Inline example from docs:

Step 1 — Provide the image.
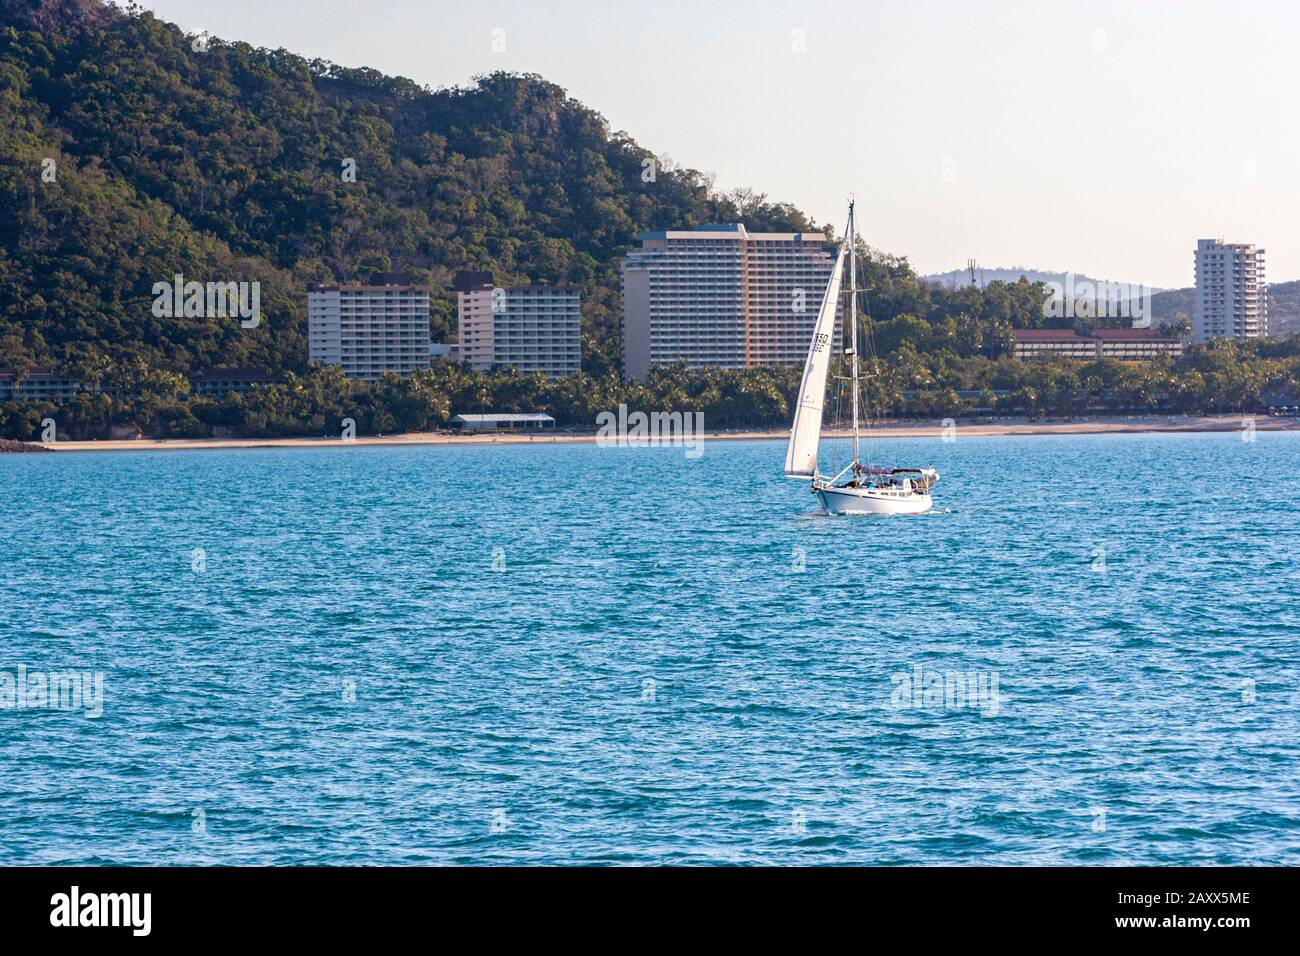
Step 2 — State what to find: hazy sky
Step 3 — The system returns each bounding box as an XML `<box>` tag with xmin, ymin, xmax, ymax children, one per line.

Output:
<box><xmin>137</xmin><ymin>0</ymin><xmax>1300</xmax><ymax>288</ymax></box>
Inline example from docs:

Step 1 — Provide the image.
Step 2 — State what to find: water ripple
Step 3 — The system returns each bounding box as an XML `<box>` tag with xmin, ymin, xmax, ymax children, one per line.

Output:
<box><xmin>0</xmin><ymin>433</ymin><xmax>1297</xmax><ymax>864</ymax></box>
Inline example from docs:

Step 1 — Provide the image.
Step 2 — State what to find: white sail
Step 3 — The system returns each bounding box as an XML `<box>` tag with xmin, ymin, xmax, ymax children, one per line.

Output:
<box><xmin>783</xmin><ymin>244</ymin><xmax>846</xmax><ymax>478</ymax></box>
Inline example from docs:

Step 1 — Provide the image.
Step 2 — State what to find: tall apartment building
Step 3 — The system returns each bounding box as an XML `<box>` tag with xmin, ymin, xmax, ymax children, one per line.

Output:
<box><xmin>307</xmin><ymin>277</ymin><xmax>431</xmax><ymax>380</ymax></box>
<box><xmin>621</xmin><ymin>224</ymin><xmax>840</xmax><ymax>379</ymax></box>
<box><xmin>454</xmin><ymin>272</ymin><xmax>581</xmax><ymax>379</ymax></box>
<box><xmin>1194</xmin><ymin>239</ymin><xmax>1267</xmax><ymax>342</ymax></box>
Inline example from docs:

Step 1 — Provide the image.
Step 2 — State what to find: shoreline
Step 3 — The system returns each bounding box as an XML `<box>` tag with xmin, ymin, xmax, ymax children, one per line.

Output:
<box><xmin>24</xmin><ymin>415</ymin><xmax>1298</xmax><ymax>453</ymax></box>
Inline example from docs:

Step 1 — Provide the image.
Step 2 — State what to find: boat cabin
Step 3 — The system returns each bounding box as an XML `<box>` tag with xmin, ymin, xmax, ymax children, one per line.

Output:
<box><xmin>871</xmin><ymin>476</ymin><xmax>915</xmax><ymax>494</ymax></box>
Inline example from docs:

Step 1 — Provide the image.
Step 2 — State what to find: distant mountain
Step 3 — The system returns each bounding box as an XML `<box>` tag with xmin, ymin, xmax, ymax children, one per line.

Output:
<box><xmin>927</xmin><ymin>266</ymin><xmax>1299</xmax><ymax>338</ymax></box>
<box><xmin>923</xmin><ymin>267</ymin><xmax>1166</xmax><ymax>294</ymax></box>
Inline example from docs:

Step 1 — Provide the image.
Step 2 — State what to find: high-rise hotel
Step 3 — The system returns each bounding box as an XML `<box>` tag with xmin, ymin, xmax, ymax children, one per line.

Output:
<box><xmin>621</xmin><ymin>224</ymin><xmax>840</xmax><ymax>379</ymax></box>
<box><xmin>455</xmin><ymin>272</ymin><xmax>581</xmax><ymax>379</ymax></box>
<box><xmin>308</xmin><ymin>277</ymin><xmax>431</xmax><ymax>379</ymax></box>
<box><xmin>1193</xmin><ymin>239</ymin><xmax>1267</xmax><ymax>342</ymax></box>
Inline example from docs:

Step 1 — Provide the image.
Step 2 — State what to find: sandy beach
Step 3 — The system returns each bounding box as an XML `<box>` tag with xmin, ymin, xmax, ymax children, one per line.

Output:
<box><xmin>25</xmin><ymin>415</ymin><xmax>1296</xmax><ymax>453</ymax></box>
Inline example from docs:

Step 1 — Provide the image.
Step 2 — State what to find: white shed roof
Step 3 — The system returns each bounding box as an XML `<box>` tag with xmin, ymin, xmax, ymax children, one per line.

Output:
<box><xmin>451</xmin><ymin>413</ymin><xmax>555</xmax><ymax>424</ymax></box>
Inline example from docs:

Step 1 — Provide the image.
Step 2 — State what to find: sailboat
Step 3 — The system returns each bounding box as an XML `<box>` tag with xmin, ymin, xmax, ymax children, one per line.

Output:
<box><xmin>784</xmin><ymin>199</ymin><xmax>939</xmax><ymax>515</ymax></box>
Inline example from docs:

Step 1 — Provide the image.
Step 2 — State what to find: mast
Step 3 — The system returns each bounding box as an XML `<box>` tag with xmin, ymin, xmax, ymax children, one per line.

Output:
<box><xmin>848</xmin><ymin>198</ymin><xmax>861</xmax><ymax>470</ymax></box>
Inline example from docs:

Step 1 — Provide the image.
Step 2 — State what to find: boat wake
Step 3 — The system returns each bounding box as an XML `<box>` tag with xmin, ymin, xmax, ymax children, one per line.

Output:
<box><xmin>795</xmin><ymin>509</ymin><xmax>833</xmax><ymax>519</ymax></box>
<box><xmin>796</xmin><ymin>507</ymin><xmax>953</xmax><ymax>519</ymax></box>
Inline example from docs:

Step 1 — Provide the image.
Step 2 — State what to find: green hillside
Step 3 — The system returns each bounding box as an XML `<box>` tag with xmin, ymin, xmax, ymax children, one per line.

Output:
<box><xmin>1266</xmin><ymin>281</ymin><xmax>1300</xmax><ymax>338</ymax></box>
<box><xmin>1</xmin><ymin>0</ymin><xmax>1298</xmax><ymax>442</ymax></box>
<box><xmin>0</xmin><ymin>0</ymin><xmax>817</xmax><ymax>381</ymax></box>
<box><xmin>1149</xmin><ymin>280</ymin><xmax>1300</xmax><ymax>337</ymax></box>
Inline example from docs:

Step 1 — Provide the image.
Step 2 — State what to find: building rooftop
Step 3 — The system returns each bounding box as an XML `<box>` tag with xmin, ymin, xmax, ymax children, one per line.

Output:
<box><xmin>1091</xmin><ymin>328</ymin><xmax>1178</xmax><ymax>342</ymax></box>
<box><xmin>0</xmin><ymin>366</ymin><xmax>72</xmax><ymax>381</ymax></box>
<box><xmin>308</xmin><ymin>281</ymin><xmax>430</xmax><ymax>292</ymax></box>
<box><xmin>1012</xmin><ymin>327</ymin><xmax>1178</xmax><ymax>343</ymax></box>
<box><xmin>451</xmin><ymin>413</ymin><xmax>556</xmax><ymax>425</ymax></box>
<box><xmin>1011</xmin><ymin>329</ymin><xmax>1094</xmax><ymax>342</ymax></box>
<box><xmin>1197</xmin><ymin>238</ymin><xmax>1264</xmax><ymax>252</ymax></box>
<box><xmin>453</xmin><ymin>270</ymin><xmax>494</xmax><ymax>292</ymax></box>
<box><xmin>635</xmin><ymin>223</ymin><xmax>833</xmax><ymax>243</ymax></box>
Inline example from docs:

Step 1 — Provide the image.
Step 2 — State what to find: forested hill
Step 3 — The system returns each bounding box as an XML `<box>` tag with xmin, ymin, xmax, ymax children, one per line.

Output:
<box><xmin>1148</xmin><ymin>281</ymin><xmax>1300</xmax><ymax>339</ymax></box>
<box><xmin>0</xmin><ymin>0</ymin><xmax>817</xmax><ymax>381</ymax></box>
<box><xmin>3</xmin><ymin>0</ymin><xmax>1298</xmax><ymax>443</ymax></box>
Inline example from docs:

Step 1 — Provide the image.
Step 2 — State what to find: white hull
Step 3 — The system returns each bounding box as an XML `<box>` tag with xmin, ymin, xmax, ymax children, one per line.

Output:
<box><xmin>815</xmin><ymin>485</ymin><xmax>933</xmax><ymax>515</ymax></box>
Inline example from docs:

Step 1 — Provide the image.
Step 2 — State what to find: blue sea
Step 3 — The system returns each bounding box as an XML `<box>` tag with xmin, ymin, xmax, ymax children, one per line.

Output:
<box><xmin>1</xmin><ymin>431</ymin><xmax>1297</xmax><ymax>865</ymax></box>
